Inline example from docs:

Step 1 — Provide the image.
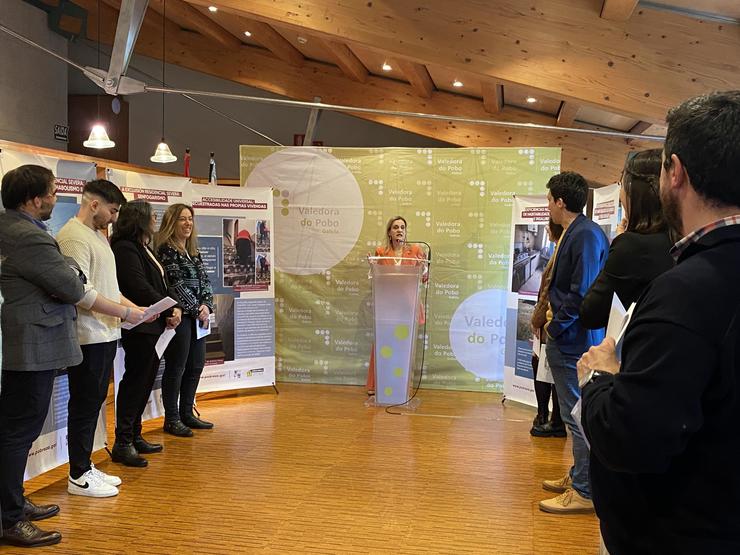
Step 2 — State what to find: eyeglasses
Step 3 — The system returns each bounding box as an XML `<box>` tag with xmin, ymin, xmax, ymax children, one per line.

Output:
<box><xmin>45</xmin><ymin>188</ymin><xmax>58</xmax><ymax>198</ymax></box>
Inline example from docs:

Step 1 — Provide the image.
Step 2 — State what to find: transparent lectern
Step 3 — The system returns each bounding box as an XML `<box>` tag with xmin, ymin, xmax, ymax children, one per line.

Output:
<box><xmin>367</xmin><ymin>256</ymin><xmax>426</xmax><ymax>407</ymax></box>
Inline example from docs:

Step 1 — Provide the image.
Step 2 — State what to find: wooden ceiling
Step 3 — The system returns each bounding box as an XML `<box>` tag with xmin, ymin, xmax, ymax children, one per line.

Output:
<box><xmin>65</xmin><ymin>0</ymin><xmax>740</xmax><ymax>184</ymax></box>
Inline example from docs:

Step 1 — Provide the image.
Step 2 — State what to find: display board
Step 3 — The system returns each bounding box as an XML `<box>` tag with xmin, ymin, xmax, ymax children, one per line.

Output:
<box><xmin>592</xmin><ymin>184</ymin><xmax>621</xmax><ymax>242</ymax></box>
<box><xmin>240</xmin><ymin>146</ymin><xmax>561</xmax><ymax>392</ymax></box>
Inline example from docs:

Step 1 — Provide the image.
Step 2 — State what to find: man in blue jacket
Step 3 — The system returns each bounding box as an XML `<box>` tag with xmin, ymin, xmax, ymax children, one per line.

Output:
<box><xmin>539</xmin><ymin>171</ymin><xmax>608</xmax><ymax>514</ymax></box>
<box><xmin>578</xmin><ymin>91</ymin><xmax>740</xmax><ymax>554</ymax></box>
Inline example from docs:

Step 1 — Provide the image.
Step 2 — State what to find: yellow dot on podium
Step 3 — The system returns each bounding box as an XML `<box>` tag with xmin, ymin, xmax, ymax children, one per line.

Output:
<box><xmin>281</xmin><ymin>208</ymin><xmax>289</xmax><ymax>216</ymax></box>
<box><xmin>394</xmin><ymin>367</ymin><xmax>403</xmax><ymax>377</ymax></box>
<box><xmin>394</xmin><ymin>324</ymin><xmax>409</xmax><ymax>340</ymax></box>
<box><xmin>380</xmin><ymin>346</ymin><xmax>393</xmax><ymax>358</ymax></box>
<box><xmin>384</xmin><ymin>387</ymin><xmax>393</xmax><ymax>397</ymax></box>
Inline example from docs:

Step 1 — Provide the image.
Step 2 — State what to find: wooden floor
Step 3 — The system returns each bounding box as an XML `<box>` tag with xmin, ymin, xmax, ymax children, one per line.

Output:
<box><xmin>19</xmin><ymin>384</ymin><xmax>600</xmax><ymax>554</ymax></box>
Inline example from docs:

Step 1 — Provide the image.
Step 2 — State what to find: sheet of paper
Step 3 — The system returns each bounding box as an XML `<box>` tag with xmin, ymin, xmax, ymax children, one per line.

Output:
<box><xmin>155</xmin><ymin>328</ymin><xmax>177</xmax><ymax>358</ymax></box>
<box><xmin>605</xmin><ymin>293</ymin><xmax>627</xmax><ymax>340</ymax></box>
<box><xmin>121</xmin><ymin>296</ymin><xmax>177</xmax><ymax>330</ymax></box>
<box><xmin>572</xmin><ymin>399</ymin><xmax>590</xmax><ymax>450</ymax></box>
<box><xmin>532</xmin><ymin>333</ymin><xmax>541</xmax><ymax>360</ymax></box>
<box><xmin>196</xmin><ymin>313</ymin><xmax>214</xmax><ymax>340</ymax></box>
<box><xmin>536</xmin><ymin>343</ymin><xmax>554</xmax><ymax>384</ymax></box>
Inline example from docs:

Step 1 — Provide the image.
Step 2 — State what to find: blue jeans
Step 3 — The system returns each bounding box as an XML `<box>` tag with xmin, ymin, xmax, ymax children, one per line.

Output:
<box><xmin>546</xmin><ymin>341</ymin><xmax>591</xmax><ymax>499</ymax></box>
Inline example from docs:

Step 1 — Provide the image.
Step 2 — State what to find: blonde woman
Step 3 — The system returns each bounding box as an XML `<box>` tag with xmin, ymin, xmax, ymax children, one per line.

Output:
<box><xmin>155</xmin><ymin>204</ymin><xmax>214</xmax><ymax>437</ymax></box>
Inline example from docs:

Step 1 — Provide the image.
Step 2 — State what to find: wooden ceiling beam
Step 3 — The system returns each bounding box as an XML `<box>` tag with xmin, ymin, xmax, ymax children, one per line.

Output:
<box><xmin>395</xmin><ymin>59</ymin><xmax>434</xmax><ymax>98</ymax></box>
<box><xmin>481</xmin><ymin>82</ymin><xmax>504</xmax><ymax>114</ymax></box>
<box><xmin>77</xmin><ymin>0</ymin><xmax>653</xmax><ymax>185</ymax></box>
<box><xmin>146</xmin><ymin>0</ymin><xmax>242</xmax><ymax>50</ymax></box>
<box><xmin>182</xmin><ymin>0</ymin><xmax>739</xmax><ymax>123</ymax></box>
<box><xmin>245</xmin><ymin>20</ymin><xmax>305</xmax><ymax>67</ymax></box>
<box><xmin>628</xmin><ymin>120</ymin><xmax>653</xmax><ymax>135</ymax></box>
<box><xmin>556</xmin><ymin>102</ymin><xmax>581</xmax><ymax>127</ymax></box>
<box><xmin>316</xmin><ymin>39</ymin><xmax>368</xmax><ymax>83</ymax></box>
<box><xmin>600</xmin><ymin>0</ymin><xmax>640</xmax><ymax>21</ymax></box>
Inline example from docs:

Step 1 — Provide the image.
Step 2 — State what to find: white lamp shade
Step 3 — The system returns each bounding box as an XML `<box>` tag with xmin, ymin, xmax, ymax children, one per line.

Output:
<box><xmin>150</xmin><ymin>141</ymin><xmax>177</xmax><ymax>163</ymax></box>
<box><xmin>83</xmin><ymin>124</ymin><xmax>115</xmax><ymax>149</ymax></box>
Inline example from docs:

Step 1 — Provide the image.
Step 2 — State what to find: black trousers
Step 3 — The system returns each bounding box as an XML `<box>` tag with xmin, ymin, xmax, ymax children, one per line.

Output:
<box><xmin>115</xmin><ymin>333</ymin><xmax>161</xmax><ymax>444</ymax></box>
<box><xmin>162</xmin><ymin>315</ymin><xmax>206</xmax><ymax>422</ymax></box>
<box><xmin>0</xmin><ymin>369</ymin><xmax>56</xmax><ymax>528</ymax></box>
<box><xmin>67</xmin><ymin>341</ymin><xmax>117</xmax><ymax>479</ymax></box>
<box><xmin>531</xmin><ymin>353</ymin><xmax>562</xmax><ymax>425</ymax></box>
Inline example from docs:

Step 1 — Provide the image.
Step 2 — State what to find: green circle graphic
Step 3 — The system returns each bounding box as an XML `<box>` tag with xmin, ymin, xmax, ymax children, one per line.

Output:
<box><xmin>384</xmin><ymin>387</ymin><xmax>393</xmax><ymax>397</ymax></box>
<box><xmin>380</xmin><ymin>346</ymin><xmax>393</xmax><ymax>358</ymax></box>
<box><xmin>394</xmin><ymin>324</ymin><xmax>409</xmax><ymax>341</ymax></box>
<box><xmin>394</xmin><ymin>367</ymin><xmax>403</xmax><ymax>378</ymax></box>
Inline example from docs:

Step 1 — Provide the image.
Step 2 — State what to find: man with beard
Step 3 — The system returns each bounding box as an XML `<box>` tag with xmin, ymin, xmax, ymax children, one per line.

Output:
<box><xmin>57</xmin><ymin>180</ymin><xmax>147</xmax><ymax>498</ymax></box>
<box><xmin>0</xmin><ymin>165</ymin><xmax>84</xmax><ymax>546</ymax></box>
<box><xmin>578</xmin><ymin>91</ymin><xmax>740</xmax><ymax>554</ymax></box>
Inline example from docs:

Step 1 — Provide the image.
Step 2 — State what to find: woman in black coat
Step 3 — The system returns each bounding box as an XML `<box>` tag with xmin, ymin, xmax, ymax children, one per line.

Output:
<box><xmin>580</xmin><ymin>149</ymin><xmax>675</xmax><ymax>329</ymax></box>
<box><xmin>110</xmin><ymin>200</ymin><xmax>182</xmax><ymax>467</ymax></box>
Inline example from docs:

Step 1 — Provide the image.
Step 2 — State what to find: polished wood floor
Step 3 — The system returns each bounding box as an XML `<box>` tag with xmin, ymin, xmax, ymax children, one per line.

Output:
<box><xmin>19</xmin><ymin>384</ymin><xmax>600</xmax><ymax>554</ymax></box>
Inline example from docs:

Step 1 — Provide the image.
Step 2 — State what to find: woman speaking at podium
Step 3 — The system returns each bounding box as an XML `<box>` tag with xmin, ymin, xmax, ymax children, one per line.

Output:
<box><xmin>366</xmin><ymin>216</ymin><xmax>427</xmax><ymax>396</ymax></box>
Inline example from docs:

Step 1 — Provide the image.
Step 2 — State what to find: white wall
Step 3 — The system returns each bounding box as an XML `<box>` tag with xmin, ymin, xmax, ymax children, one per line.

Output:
<box><xmin>68</xmin><ymin>40</ymin><xmax>451</xmax><ymax>178</ymax></box>
<box><xmin>0</xmin><ymin>0</ymin><xmax>68</xmax><ymax>149</ymax></box>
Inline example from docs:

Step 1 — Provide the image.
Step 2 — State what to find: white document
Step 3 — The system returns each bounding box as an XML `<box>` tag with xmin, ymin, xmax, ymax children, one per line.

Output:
<box><xmin>572</xmin><ymin>399</ymin><xmax>590</xmax><ymax>450</ymax></box>
<box><xmin>605</xmin><ymin>293</ymin><xmax>627</xmax><ymax>340</ymax></box>
<box><xmin>155</xmin><ymin>328</ymin><xmax>177</xmax><ymax>358</ymax></box>
<box><xmin>195</xmin><ymin>313</ymin><xmax>214</xmax><ymax>340</ymax></box>
<box><xmin>532</xmin><ymin>333</ymin><xmax>541</xmax><ymax>359</ymax></box>
<box><xmin>536</xmin><ymin>343</ymin><xmax>554</xmax><ymax>384</ymax></box>
<box><xmin>121</xmin><ymin>296</ymin><xmax>177</xmax><ymax>330</ymax></box>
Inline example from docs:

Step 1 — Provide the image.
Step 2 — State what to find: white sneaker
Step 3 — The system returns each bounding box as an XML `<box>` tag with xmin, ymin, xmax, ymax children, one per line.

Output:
<box><xmin>91</xmin><ymin>463</ymin><xmax>122</xmax><ymax>487</ymax></box>
<box><xmin>68</xmin><ymin>469</ymin><xmax>119</xmax><ymax>497</ymax></box>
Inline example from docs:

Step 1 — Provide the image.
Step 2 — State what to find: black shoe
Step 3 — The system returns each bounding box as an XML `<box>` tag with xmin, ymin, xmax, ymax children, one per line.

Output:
<box><xmin>133</xmin><ymin>436</ymin><xmax>163</xmax><ymax>454</ymax></box>
<box><xmin>22</xmin><ymin>497</ymin><xmax>60</xmax><ymax>522</ymax></box>
<box><xmin>111</xmin><ymin>442</ymin><xmax>148</xmax><ymax>467</ymax></box>
<box><xmin>530</xmin><ymin>421</ymin><xmax>568</xmax><ymax>438</ymax></box>
<box><xmin>1</xmin><ymin>520</ymin><xmax>61</xmax><ymax>547</ymax></box>
<box><xmin>181</xmin><ymin>413</ymin><xmax>214</xmax><ymax>430</ymax></box>
<box><xmin>163</xmin><ymin>420</ymin><xmax>194</xmax><ymax>437</ymax></box>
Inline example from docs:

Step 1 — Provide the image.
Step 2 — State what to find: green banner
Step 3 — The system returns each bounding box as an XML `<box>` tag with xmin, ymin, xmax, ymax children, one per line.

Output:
<box><xmin>241</xmin><ymin>146</ymin><xmax>560</xmax><ymax>391</ymax></box>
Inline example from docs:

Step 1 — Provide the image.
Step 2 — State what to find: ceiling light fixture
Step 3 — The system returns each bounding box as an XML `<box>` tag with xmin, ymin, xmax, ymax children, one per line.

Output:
<box><xmin>526</xmin><ymin>96</ymin><xmax>537</xmax><ymax>103</ymax></box>
<box><xmin>84</xmin><ymin>0</ymin><xmax>115</xmax><ymax>149</ymax></box>
<box><xmin>244</xmin><ymin>30</ymin><xmax>252</xmax><ymax>37</ymax></box>
<box><xmin>382</xmin><ymin>62</ymin><xmax>392</xmax><ymax>71</ymax></box>
<box><xmin>151</xmin><ymin>0</ymin><xmax>176</xmax><ymax>163</ymax></box>
<box><xmin>208</xmin><ymin>5</ymin><xmax>218</xmax><ymax>12</ymax></box>
<box><xmin>452</xmin><ymin>80</ymin><xmax>463</xmax><ymax>87</ymax></box>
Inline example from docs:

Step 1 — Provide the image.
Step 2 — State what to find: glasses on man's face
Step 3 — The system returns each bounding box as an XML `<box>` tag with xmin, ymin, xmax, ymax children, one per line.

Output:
<box><xmin>46</xmin><ymin>188</ymin><xmax>58</xmax><ymax>198</ymax></box>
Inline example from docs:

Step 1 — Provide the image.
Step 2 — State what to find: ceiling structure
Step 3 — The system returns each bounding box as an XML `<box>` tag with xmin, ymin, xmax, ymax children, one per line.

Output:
<box><xmin>46</xmin><ymin>0</ymin><xmax>740</xmax><ymax>183</ymax></box>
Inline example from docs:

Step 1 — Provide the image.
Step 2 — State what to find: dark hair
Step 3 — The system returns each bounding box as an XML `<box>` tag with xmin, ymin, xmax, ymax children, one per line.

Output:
<box><xmin>384</xmin><ymin>215</ymin><xmax>407</xmax><ymax>248</ymax></box>
<box><xmin>84</xmin><ymin>179</ymin><xmax>126</xmax><ymax>205</ymax></box>
<box><xmin>623</xmin><ymin>149</ymin><xmax>667</xmax><ymax>234</ymax></box>
<box><xmin>111</xmin><ymin>200</ymin><xmax>153</xmax><ymax>245</ymax></box>
<box><xmin>546</xmin><ymin>171</ymin><xmax>588</xmax><ymax>213</ymax></box>
<box><xmin>547</xmin><ymin>217</ymin><xmax>563</xmax><ymax>241</ymax></box>
<box><xmin>663</xmin><ymin>91</ymin><xmax>740</xmax><ymax>207</ymax></box>
<box><xmin>1</xmin><ymin>165</ymin><xmax>54</xmax><ymax>209</ymax></box>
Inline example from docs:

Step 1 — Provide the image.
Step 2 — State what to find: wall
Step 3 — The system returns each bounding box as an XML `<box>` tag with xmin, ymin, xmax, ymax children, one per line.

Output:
<box><xmin>0</xmin><ymin>1</ymin><xmax>68</xmax><ymax>150</ymax></box>
<box><xmin>67</xmin><ymin>41</ymin><xmax>451</xmax><ymax>179</ymax></box>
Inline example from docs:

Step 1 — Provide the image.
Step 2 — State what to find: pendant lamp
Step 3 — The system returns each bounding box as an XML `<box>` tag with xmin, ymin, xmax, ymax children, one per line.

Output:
<box><xmin>84</xmin><ymin>0</ymin><xmax>115</xmax><ymax>149</ymax></box>
<box><xmin>151</xmin><ymin>0</ymin><xmax>176</xmax><ymax>163</ymax></box>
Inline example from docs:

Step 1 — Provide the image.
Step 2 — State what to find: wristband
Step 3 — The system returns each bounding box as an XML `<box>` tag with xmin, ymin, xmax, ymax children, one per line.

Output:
<box><xmin>123</xmin><ymin>307</ymin><xmax>131</xmax><ymax>322</ymax></box>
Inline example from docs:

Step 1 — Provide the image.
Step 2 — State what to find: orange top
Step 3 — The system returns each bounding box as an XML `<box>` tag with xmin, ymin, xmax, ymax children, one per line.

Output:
<box><xmin>373</xmin><ymin>244</ymin><xmax>426</xmax><ymax>265</ymax></box>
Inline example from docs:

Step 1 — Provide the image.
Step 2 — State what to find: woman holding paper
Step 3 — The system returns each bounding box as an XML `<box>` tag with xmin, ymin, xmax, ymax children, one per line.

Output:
<box><xmin>580</xmin><ymin>149</ymin><xmax>675</xmax><ymax>329</ymax></box>
<box><xmin>155</xmin><ymin>204</ymin><xmax>215</xmax><ymax>436</ymax></box>
<box><xmin>366</xmin><ymin>216</ymin><xmax>427</xmax><ymax>396</ymax></box>
<box><xmin>110</xmin><ymin>200</ymin><xmax>182</xmax><ymax>467</ymax></box>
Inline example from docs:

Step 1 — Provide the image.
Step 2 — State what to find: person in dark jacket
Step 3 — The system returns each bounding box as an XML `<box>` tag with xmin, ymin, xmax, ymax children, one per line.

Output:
<box><xmin>154</xmin><ymin>204</ymin><xmax>215</xmax><ymax>437</ymax></box>
<box><xmin>110</xmin><ymin>200</ymin><xmax>182</xmax><ymax>467</ymax></box>
<box><xmin>0</xmin><ymin>165</ymin><xmax>85</xmax><ymax>547</ymax></box>
<box><xmin>580</xmin><ymin>149</ymin><xmax>675</xmax><ymax>329</ymax></box>
<box><xmin>578</xmin><ymin>90</ymin><xmax>740</xmax><ymax>555</ymax></box>
<box><xmin>538</xmin><ymin>172</ymin><xmax>609</xmax><ymax>515</ymax></box>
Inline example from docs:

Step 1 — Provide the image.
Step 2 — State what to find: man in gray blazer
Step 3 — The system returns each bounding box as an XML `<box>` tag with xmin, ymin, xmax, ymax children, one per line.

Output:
<box><xmin>0</xmin><ymin>165</ymin><xmax>86</xmax><ymax>548</ymax></box>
